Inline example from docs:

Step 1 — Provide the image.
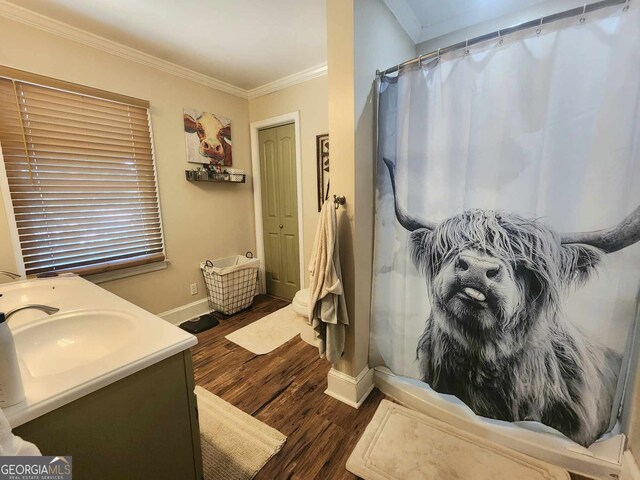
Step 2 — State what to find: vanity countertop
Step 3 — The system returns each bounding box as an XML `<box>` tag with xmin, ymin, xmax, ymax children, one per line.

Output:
<box><xmin>0</xmin><ymin>275</ymin><xmax>197</xmax><ymax>428</ymax></box>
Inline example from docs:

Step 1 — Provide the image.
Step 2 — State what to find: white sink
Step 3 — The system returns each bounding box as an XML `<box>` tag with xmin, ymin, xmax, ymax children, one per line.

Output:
<box><xmin>0</xmin><ymin>275</ymin><xmax>197</xmax><ymax>428</ymax></box>
<box><xmin>13</xmin><ymin>310</ymin><xmax>137</xmax><ymax>378</ymax></box>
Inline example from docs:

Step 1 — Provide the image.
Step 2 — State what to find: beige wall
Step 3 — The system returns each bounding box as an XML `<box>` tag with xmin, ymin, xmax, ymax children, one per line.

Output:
<box><xmin>0</xmin><ymin>16</ymin><xmax>256</xmax><ymax>314</ymax></box>
<box><xmin>327</xmin><ymin>0</ymin><xmax>415</xmax><ymax>376</ymax></box>
<box><xmin>327</xmin><ymin>0</ymin><xmax>357</xmax><ymax>376</ymax></box>
<box><xmin>248</xmin><ymin>77</ymin><xmax>328</xmax><ymax>287</ymax></box>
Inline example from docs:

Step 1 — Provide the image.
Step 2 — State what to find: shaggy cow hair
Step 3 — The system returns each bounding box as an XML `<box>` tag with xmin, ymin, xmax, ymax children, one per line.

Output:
<box><xmin>411</xmin><ymin>209</ymin><xmax>620</xmax><ymax>446</ymax></box>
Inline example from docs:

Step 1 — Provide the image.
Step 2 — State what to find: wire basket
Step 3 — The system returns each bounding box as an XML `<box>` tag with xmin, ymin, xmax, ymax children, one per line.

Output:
<box><xmin>200</xmin><ymin>254</ymin><xmax>259</xmax><ymax>316</ymax></box>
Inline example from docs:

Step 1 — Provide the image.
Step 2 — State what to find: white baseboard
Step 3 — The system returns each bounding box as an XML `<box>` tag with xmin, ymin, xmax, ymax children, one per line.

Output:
<box><xmin>623</xmin><ymin>451</ymin><xmax>640</xmax><ymax>480</ymax></box>
<box><xmin>325</xmin><ymin>366</ymin><xmax>375</xmax><ymax>409</ymax></box>
<box><xmin>158</xmin><ymin>292</ymin><xmax>262</xmax><ymax>326</ymax></box>
<box><xmin>159</xmin><ymin>298</ymin><xmax>209</xmax><ymax>326</ymax></box>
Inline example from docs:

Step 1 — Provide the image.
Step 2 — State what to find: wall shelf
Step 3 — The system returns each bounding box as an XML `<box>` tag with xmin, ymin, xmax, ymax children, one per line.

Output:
<box><xmin>185</xmin><ymin>170</ymin><xmax>246</xmax><ymax>183</ymax></box>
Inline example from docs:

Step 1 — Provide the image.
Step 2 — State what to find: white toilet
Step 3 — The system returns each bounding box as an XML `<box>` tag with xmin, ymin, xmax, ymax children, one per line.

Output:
<box><xmin>292</xmin><ymin>288</ymin><xmax>319</xmax><ymax>346</ymax></box>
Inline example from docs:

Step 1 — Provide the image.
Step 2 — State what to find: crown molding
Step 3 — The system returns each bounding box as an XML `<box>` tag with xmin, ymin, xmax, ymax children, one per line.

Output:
<box><xmin>247</xmin><ymin>63</ymin><xmax>328</xmax><ymax>100</ymax></box>
<box><xmin>0</xmin><ymin>0</ymin><xmax>328</xmax><ymax>101</ymax></box>
<box><xmin>0</xmin><ymin>1</ymin><xmax>249</xmax><ymax>97</ymax></box>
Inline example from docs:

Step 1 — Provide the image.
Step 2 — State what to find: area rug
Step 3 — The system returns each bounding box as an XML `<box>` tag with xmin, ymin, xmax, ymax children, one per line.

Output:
<box><xmin>196</xmin><ymin>386</ymin><xmax>286</xmax><ymax>480</ymax></box>
<box><xmin>346</xmin><ymin>399</ymin><xmax>570</xmax><ymax>480</ymax></box>
<box><xmin>225</xmin><ymin>304</ymin><xmax>301</xmax><ymax>354</ymax></box>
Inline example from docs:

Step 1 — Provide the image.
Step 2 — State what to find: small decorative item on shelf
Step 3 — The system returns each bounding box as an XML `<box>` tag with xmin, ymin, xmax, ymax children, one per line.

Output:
<box><xmin>185</xmin><ymin>165</ymin><xmax>246</xmax><ymax>183</ymax></box>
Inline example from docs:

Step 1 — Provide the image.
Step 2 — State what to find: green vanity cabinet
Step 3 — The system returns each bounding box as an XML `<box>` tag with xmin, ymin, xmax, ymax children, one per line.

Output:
<box><xmin>14</xmin><ymin>351</ymin><xmax>203</xmax><ymax>480</ymax></box>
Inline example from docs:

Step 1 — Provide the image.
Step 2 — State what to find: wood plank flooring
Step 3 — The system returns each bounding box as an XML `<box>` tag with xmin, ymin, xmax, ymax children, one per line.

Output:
<box><xmin>191</xmin><ymin>295</ymin><xmax>384</xmax><ymax>480</ymax></box>
<box><xmin>191</xmin><ymin>295</ymin><xmax>593</xmax><ymax>480</ymax></box>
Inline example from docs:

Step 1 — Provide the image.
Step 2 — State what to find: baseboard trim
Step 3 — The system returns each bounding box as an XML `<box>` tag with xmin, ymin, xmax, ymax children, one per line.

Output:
<box><xmin>158</xmin><ymin>293</ymin><xmax>262</xmax><ymax>326</ymax></box>
<box><xmin>159</xmin><ymin>298</ymin><xmax>209</xmax><ymax>326</ymax></box>
<box><xmin>325</xmin><ymin>366</ymin><xmax>375</xmax><ymax>409</ymax></box>
<box><xmin>623</xmin><ymin>451</ymin><xmax>640</xmax><ymax>480</ymax></box>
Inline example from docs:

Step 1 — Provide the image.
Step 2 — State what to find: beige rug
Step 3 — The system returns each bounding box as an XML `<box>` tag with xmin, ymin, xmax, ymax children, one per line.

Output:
<box><xmin>225</xmin><ymin>304</ymin><xmax>301</xmax><ymax>354</ymax></box>
<box><xmin>196</xmin><ymin>386</ymin><xmax>286</xmax><ymax>480</ymax></box>
<box><xmin>346</xmin><ymin>400</ymin><xmax>570</xmax><ymax>480</ymax></box>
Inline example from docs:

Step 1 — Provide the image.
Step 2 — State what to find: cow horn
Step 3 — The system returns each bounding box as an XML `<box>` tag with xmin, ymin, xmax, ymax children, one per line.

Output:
<box><xmin>560</xmin><ymin>205</ymin><xmax>640</xmax><ymax>253</ymax></box>
<box><xmin>382</xmin><ymin>157</ymin><xmax>435</xmax><ymax>232</ymax></box>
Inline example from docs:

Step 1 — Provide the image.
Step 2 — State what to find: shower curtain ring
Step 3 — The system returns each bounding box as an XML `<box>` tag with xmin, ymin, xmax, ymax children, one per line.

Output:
<box><xmin>580</xmin><ymin>4</ymin><xmax>586</xmax><ymax>22</ymax></box>
<box><xmin>623</xmin><ymin>0</ymin><xmax>630</xmax><ymax>12</ymax></box>
<box><xmin>465</xmin><ymin>39</ymin><xmax>469</xmax><ymax>55</ymax></box>
<box><xmin>437</xmin><ymin>48</ymin><xmax>441</xmax><ymax>62</ymax></box>
<box><xmin>498</xmin><ymin>30</ymin><xmax>503</xmax><ymax>45</ymax></box>
<box><xmin>417</xmin><ymin>54</ymin><xmax>423</xmax><ymax>69</ymax></box>
<box><xmin>536</xmin><ymin>17</ymin><xmax>543</xmax><ymax>34</ymax></box>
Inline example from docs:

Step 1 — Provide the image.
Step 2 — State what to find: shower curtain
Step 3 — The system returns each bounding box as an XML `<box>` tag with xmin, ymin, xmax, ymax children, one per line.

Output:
<box><xmin>371</xmin><ymin>3</ymin><xmax>640</xmax><ymax>447</ymax></box>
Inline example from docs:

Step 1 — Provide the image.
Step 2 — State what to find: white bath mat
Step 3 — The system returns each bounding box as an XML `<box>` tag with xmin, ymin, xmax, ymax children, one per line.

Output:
<box><xmin>346</xmin><ymin>399</ymin><xmax>570</xmax><ymax>480</ymax></box>
<box><xmin>225</xmin><ymin>304</ymin><xmax>301</xmax><ymax>354</ymax></box>
<box><xmin>196</xmin><ymin>386</ymin><xmax>286</xmax><ymax>480</ymax></box>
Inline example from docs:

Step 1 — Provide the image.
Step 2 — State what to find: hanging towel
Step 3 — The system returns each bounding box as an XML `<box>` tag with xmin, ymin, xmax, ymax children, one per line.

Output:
<box><xmin>308</xmin><ymin>200</ymin><xmax>349</xmax><ymax>363</ymax></box>
<box><xmin>0</xmin><ymin>408</ymin><xmax>40</xmax><ymax>456</ymax></box>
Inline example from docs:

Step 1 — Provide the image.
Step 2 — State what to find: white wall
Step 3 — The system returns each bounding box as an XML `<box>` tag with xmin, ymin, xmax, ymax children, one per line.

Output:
<box><xmin>622</xmin><ymin>319</ymin><xmax>640</xmax><ymax>457</ymax></box>
<box><xmin>353</xmin><ymin>0</ymin><xmax>416</xmax><ymax>375</ymax></box>
<box><xmin>416</xmin><ymin>0</ymin><xmax>593</xmax><ymax>54</ymax></box>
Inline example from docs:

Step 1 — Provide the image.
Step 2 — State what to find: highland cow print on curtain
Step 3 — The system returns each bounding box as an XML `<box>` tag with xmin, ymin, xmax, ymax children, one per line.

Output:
<box><xmin>370</xmin><ymin>4</ymin><xmax>640</xmax><ymax>447</ymax></box>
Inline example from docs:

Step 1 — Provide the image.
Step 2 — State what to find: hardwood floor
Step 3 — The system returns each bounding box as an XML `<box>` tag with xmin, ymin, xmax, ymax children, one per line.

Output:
<box><xmin>191</xmin><ymin>294</ymin><xmax>594</xmax><ymax>480</ymax></box>
<box><xmin>191</xmin><ymin>295</ymin><xmax>384</xmax><ymax>480</ymax></box>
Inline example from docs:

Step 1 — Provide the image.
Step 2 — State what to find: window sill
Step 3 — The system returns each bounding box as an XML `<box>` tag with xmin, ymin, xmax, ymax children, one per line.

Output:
<box><xmin>85</xmin><ymin>259</ymin><xmax>170</xmax><ymax>285</ymax></box>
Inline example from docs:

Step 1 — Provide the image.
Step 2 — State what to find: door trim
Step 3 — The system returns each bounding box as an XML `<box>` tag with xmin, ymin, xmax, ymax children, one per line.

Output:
<box><xmin>250</xmin><ymin>112</ymin><xmax>304</xmax><ymax>295</ymax></box>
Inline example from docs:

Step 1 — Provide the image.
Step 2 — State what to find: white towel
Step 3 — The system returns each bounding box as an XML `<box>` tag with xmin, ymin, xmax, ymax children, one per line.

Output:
<box><xmin>308</xmin><ymin>201</ymin><xmax>349</xmax><ymax>363</ymax></box>
<box><xmin>0</xmin><ymin>408</ymin><xmax>40</xmax><ymax>456</ymax></box>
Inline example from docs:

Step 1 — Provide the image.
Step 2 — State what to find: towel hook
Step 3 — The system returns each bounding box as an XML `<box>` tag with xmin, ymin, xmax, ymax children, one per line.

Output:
<box><xmin>333</xmin><ymin>195</ymin><xmax>346</xmax><ymax>209</ymax></box>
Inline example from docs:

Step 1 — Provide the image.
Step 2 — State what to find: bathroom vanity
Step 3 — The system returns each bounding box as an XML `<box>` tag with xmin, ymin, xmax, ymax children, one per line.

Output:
<box><xmin>0</xmin><ymin>275</ymin><xmax>203</xmax><ymax>480</ymax></box>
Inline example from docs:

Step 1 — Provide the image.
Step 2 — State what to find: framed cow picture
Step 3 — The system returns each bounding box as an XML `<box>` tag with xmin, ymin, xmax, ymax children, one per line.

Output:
<box><xmin>316</xmin><ymin>134</ymin><xmax>329</xmax><ymax>211</ymax></box>
<box><xmin>183</xmin><ymin>108</ymin><xmax>232</xmax><ymax>166</ymax></box>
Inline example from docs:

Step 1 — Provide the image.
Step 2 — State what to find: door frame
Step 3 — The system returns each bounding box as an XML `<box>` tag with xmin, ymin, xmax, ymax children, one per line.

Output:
<box><xmin>250</xmin><ymin>112</ymin><xmax>304</xmax><ymax>295</ymax></box>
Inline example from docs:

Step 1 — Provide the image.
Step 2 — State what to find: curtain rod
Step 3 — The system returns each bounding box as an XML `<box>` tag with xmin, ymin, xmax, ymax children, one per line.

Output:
<box><xmin>376</xmin><ymin>0</ymin><xmax>630</xmax><ymax>77</ymax></box>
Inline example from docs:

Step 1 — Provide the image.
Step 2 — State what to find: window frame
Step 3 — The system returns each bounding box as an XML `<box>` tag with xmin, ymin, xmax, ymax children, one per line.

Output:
<box><xmin>0</xmin><ymin>66</ymin><xmax>167</xmax><ymax>279</ymax></box>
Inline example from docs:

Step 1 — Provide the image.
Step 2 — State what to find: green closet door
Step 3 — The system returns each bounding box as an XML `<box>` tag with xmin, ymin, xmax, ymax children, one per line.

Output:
<box><xmin>258</xmin><ymin>123</ymin><xmax>300</xmax><ymax>300</ymax></box>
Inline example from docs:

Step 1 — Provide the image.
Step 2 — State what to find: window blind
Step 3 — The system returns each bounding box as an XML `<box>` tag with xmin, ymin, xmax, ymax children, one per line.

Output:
<box><xmin>0</xmin><ymin>70</ymin><xmax>165</xmax><ymax>277</ymax></box>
